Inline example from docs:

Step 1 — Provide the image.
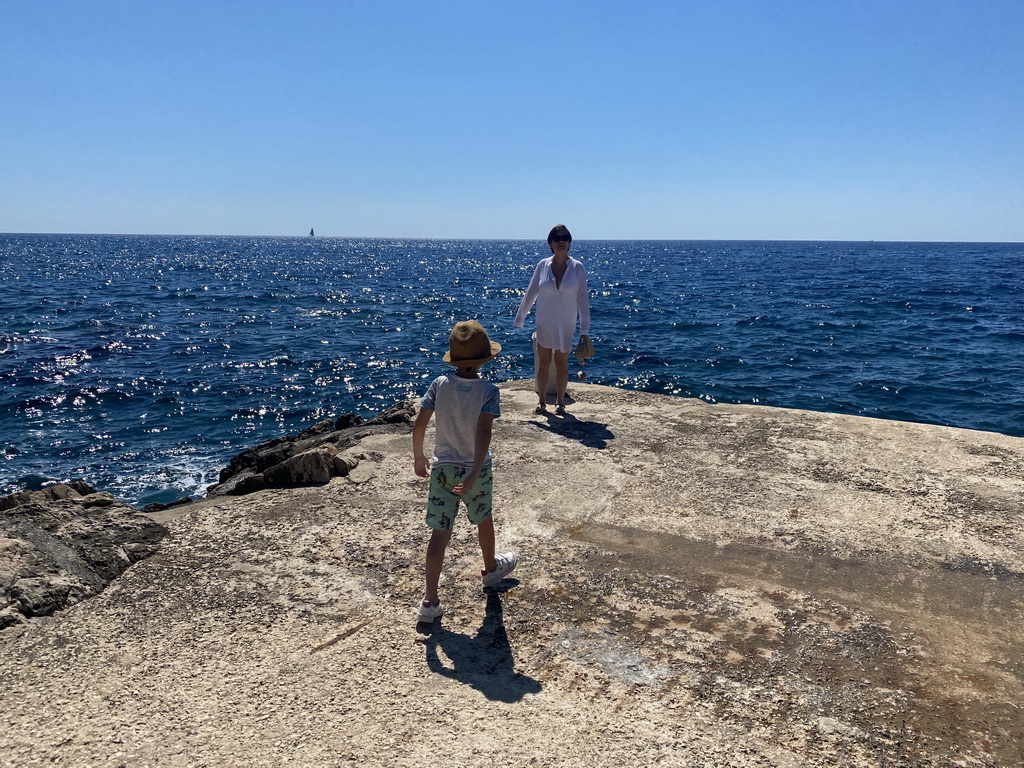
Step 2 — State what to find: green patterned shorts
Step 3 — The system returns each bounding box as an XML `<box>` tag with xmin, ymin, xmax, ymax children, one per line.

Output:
<box><xmin>425</xmin><ymin>464</ymin><xmax>493</xmax><ymax>531</ymax></box>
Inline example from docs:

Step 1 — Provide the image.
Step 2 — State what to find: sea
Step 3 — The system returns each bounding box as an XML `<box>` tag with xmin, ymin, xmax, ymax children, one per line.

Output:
<box><xmin>2</xmin><ymin>234</ymin><xmax>1022</xmax><ymax>507</ymax></box>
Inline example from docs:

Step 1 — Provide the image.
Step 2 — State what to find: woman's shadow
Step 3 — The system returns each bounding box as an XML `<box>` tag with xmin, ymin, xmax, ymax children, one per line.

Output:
<box><xmin>534</xmin><ymin>411</ymin><xmax>614</xmax><ymax>449</ymax></box>
<box><xmin>419</xmin><ymin>590</ymin><xmax>541</xmax><ymax>702</ymax></box>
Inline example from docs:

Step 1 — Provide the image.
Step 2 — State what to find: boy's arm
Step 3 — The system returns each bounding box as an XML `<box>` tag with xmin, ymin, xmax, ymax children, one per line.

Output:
<box><xmin>412</xmin><ymin>407</ymin><xmax>434</xmax><ymax>478</ymax></box>
<box><xmin>452</xmin><ymin>412</ymin><xmax>496</xmax><ymax>495</ymax></box>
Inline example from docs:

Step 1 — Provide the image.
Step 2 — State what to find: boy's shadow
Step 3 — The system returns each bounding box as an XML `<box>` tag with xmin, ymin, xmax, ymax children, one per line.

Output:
<box><xmin>534</xmin><ymin>411</ymin><xmax>615</xmax><ymax>449</ymax></box>
<box><xmin>419</xmin><ymin>590</ymin><xmax>541</xmax><ymax>703</ymax></box>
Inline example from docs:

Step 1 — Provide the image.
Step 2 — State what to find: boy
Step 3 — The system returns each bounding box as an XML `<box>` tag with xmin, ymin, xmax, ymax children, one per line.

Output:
<box><xmin>412</xmin><ymin>320</ymin><xmax>518</xmax><ymax>622</ymax></box>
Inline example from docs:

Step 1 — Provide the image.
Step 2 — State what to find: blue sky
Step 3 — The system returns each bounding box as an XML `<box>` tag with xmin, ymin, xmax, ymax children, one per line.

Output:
<box><xmin>3</xmin><ymin>1</ymin><xmax>1022</xmax><ymax>241</ymax></box>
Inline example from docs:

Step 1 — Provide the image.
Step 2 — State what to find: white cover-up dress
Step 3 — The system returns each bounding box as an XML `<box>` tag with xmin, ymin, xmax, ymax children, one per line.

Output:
<box><xmin>514</xmin><ymin>257</ymin><xmax>591</xmax><ymax>353</ymax></box>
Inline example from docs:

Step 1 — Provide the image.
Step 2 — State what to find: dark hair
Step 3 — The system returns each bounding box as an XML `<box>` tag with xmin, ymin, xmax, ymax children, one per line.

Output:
<box><xmin>547</xmin><ymin>224</ymin><xmax>572</xmax><ymax>243</ymax></box>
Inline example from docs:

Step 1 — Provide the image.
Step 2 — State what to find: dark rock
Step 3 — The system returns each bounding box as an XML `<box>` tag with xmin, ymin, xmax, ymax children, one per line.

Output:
<box><xmin>216</xmin><ymin>435</ymin><xmax>297</xmax><ymax>484</ymax></box>
<box><xmin>335</xmin><ymin>413</ymin><xmax>364</xmax><ymax>430</ymax></box>
<box><xmin>0</xmin><ymin>481</ymin><xmax>97</xmax><ymax>512</ymax></box>
<box><xmin>7</xmin><ymin>575</ymin><xmax>83</xmax><ymax>617</ymax></box>
<box><xmin>141</xmin><ymin>497</ymin><xmax>194</xmax><ymax>515</ymax></box>
<box><xmin>232</xmin><ymin>473</ymin><xmax>268</xmax><ymax>496</ymax></box>
<box><xmin>333</xmin><ymin>454</ymin><xmax>359</xmax><ymax>477</ymax></box>
<box><xmin>297</xmin><ymin>418</ymin><xmax>336</xmax><ymax>439</ymax></box>
<box><xmin>79</xmin><ymin>492</ymin><xmax>117</xmax><ymax>508</ymax></box>
<box><xmin>264</xmin><ymin>445</ymin><xmax>338</xmax><ymax>487</ymax></box>
<box><xmin>365</xmin><ymin>401</ymin><xmax>417</xmax><ymax>425</ymax></box>
<box><xmin>207</xmin><ymin>400</ymin><xmax>416</xmax><ymax>497</ymax></box>
<box><xmin>207</xmin><ymin>470</ymin><xmax>267</xmax><ymax>497</ymax></box>
<box><xmin>1</xmin><ymin>484</ymin><xmax>168</xmax><ymax>629</ymax></box>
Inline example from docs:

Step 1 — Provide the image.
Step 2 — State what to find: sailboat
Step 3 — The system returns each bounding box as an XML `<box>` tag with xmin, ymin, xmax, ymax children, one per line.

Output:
<box><xmin>309</xmin><ymin>228</ymin><xmax>315</xmax><ymax>237</ymax></box>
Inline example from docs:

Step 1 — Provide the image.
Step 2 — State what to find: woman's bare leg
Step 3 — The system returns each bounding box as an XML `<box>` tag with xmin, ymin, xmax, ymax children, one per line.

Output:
<box><xmin>536</xmin><ymin>343</ymin><xmax>553</xmax><ymax>409</ymax></box>
<box><xmin>554</xmin><ymin>349</ymin><xmax>570</xmax><ymax>407</ymax></box>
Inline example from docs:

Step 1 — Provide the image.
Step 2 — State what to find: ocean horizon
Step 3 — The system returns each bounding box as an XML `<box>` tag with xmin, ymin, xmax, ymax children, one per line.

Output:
<box><xmin>2</xmin><ymin>233</ymin><xmax>1022</xmax><ymax>506</ymax></box>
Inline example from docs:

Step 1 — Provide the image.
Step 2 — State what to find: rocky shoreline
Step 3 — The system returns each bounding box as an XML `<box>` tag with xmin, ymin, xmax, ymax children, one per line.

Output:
<box><xmin>2</xmin><ymin>381</ymin><xmax>1022</xmax><ymax>767</ymax></box>
<box><xmin>0</xmin><ymin>402</ymin><xmax>417</xmax><ymax>630</ymax></box>
<box><xmin>0</xmin><ymin>482</ymin><xmax>167</xmax><ymax>629</ymax></box>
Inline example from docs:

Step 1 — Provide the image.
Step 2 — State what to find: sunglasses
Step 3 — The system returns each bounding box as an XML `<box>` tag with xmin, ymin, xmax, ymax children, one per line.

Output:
<box><xmin>550</xmin><ymin>234</ymin><xmax>572</xmax><ymax>243</ymax></box>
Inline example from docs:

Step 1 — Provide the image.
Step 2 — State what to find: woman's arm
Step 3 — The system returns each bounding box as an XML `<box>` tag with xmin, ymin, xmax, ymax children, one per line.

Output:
<box><xmin>513</xmin><ymin>261</ymin><xmax>545</xmax><ymax>328</ymax></box>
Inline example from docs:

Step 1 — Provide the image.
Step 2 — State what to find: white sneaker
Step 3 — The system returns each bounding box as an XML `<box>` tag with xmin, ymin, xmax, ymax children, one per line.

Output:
<box><xmin>482</xmin><ymin>552</ymin><xmax>518</xmax><ymax>587</ymax></box>
<box><xmin>416</xmin><ymin>600</ymin><xmax>444</xmax><ymax>622</ymax></box>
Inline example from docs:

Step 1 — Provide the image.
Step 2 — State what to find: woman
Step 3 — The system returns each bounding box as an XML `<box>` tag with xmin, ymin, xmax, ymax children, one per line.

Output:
<box><xmin>514</xmin><ymin>224</ymin><xmax>591</xmax><ymax>415</ymax></box>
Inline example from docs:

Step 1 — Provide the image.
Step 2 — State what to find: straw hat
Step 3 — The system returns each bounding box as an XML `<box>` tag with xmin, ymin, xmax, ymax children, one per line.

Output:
<box><xmin>443</xmin><ymin>320</ymin><xmax>501</xmax><ymax>366</ymax></box>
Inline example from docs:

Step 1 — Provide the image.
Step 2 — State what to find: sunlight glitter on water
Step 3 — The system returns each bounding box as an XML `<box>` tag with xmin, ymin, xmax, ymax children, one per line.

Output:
<box><xmin>2</xmin><ymin>234</ymin><xmax>1022</xmax><ymax>504</ymax></box>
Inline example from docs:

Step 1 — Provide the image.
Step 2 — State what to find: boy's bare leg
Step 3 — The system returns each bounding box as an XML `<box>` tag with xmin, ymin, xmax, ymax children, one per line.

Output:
<box><xmin>424</xmin><ymin>529</ymin><xmax>453</xmax><ymax>604</ymax></box>
<box><xmin>536</xmin><ymin>344</ymin><xmax>552</xmax><ymax>409</ymax></box>
<box><xmin>477</xmin><ymin>516</ymin><xmax>496</xmax><ymax>573</ymax></box>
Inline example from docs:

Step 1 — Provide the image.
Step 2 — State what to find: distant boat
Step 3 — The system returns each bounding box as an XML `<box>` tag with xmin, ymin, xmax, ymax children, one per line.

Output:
<box><xmin>309</xmin><ymin>228</ymin><xmax>315</xmax><ymax>237</ymax></box>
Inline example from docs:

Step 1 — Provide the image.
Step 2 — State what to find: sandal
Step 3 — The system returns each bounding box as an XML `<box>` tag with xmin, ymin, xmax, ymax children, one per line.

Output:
<box><xmin>534</xmin><ymin>405</ymin><xmax>547</xmax><ymax>414</ymax></box>
<box><xmin>555</xmin><ymin>404</ymin><xmax>566</xmax><ymax>416</ymax></box>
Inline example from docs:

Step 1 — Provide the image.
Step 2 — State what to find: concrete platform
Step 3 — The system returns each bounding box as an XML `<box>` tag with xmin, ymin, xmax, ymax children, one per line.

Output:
<box><xmin>2</xmin><ymin>382</ymin><xmax>1022</xmax><ymax>766</ymax></box>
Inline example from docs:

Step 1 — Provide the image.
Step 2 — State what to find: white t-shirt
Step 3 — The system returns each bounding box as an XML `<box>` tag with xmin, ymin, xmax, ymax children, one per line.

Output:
<box><xmin>513</xmin><ymin>257</ymin><xmax>591</xmax><ymax>353</ymax></box>
<box><xmin>420</xmin><ymin>373</ymin><xmax>501</xmax><ymax>467</ymax></box>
